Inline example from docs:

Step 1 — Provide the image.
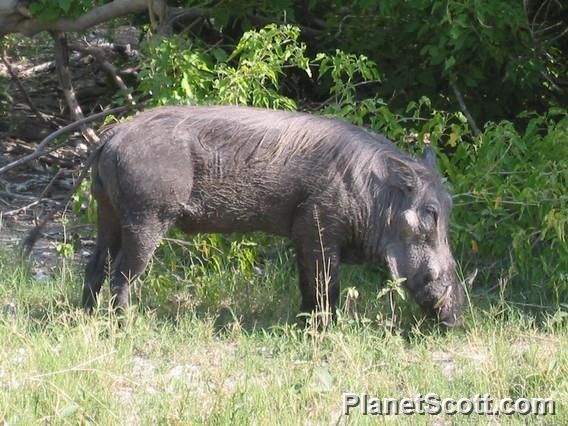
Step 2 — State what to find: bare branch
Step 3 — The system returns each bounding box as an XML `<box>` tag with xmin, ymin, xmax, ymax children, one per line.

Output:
<box><xmin>450</xmin><ymin>81</ymin><xmax>481</xmax><ymax>137</ymax></box>
<box><xmin>2</xmin><ymin>169</ymin><xmax>64</xmax><ymax>217</ymax></box>
<box><xmin>17</xmin><ymin>61</ymin><xmax>56</xmax><ymax>78</ymax></box>
<box><xmin>0</xmin><ymin>0</ymin><xmax>178</xmax><ymax>37</ymax></box>
<box><xmin>52</xmin><ymin>31</ymin><xmax>99</xmax><ymax>146</ymax></box>
<box><xmin>0</xmin><ymin>106</ymin><xmax>133</xmax><ymax>176</ymax></box>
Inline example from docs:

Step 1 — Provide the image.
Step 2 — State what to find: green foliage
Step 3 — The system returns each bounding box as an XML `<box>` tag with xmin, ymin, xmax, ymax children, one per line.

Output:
<box><xmin>29</xmin><ymin>0</ymin><xmax>98</xmax><ymax>22</ymax></box>
<box><xmin>450</xmin><ymin>113</ymin><xmax>568</xmax><ymax>301</ymax></box>
<box><xmin>316</xmin><ymin>50</ymin><xmax>384</xmax><ymax>125</ymax></box>
<box><xmin>206</xmin><ymin>0</ymin><xmax>295</xmax><ymax>29</ymax></box>
<box><xmin>139</xmin><ymin>24</ymin><xmax>311</xmax><ymax>109</ymax></box>
<box><xmin>214</xmin><ymin>24</ymin><xmax>311</xmax><ymax>108</ymax></box>
<box><xmin>138</xmin><ymin>36</ymin><xmax>217</xmax><ymax>105</ymax></box>
<box><xmin>72</xmin><ymin>178</ymin><xmax>97</xmax><ymax>224</ymax></box>
<box><xmin>56</xmin><ymin>242</ymin><xmax>74</xmax><ymax>258</ymax></box>
<box><xmin>314</xmin><ymin>0</ymin><xmax>565</xmax><ymax>121</ymax></box>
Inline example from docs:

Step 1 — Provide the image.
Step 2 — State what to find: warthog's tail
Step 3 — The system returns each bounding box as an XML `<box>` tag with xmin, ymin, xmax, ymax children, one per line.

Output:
<box><xmin>20</xmin><ymin>120</ymin><xmax>121</xmax><ymax>257</ymax></box>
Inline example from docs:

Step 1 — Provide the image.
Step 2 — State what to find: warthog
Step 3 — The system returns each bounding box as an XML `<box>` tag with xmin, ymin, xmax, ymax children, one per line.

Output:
<box><xmin>83</xmin><ymin>106</ymin><xmax>464</xmax><ymax>326</ymax></box>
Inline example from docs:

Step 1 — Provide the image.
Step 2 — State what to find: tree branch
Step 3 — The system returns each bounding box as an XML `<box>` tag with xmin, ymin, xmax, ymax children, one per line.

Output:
<box><xmin>2</xmin><ymin>0</ymin><xmax>148</xmax><ymax>37</ymax></box>
<box><xmin>450</xmin><ymin>81</ymin><xmax>481</xmax><ymax>137</ymax></box>
<box><xmin>0</xmin><ymin>0</ymin><xmax>177</xmax><ymax>37</ymax></box>
<box><xmin>52</xmin><ymin>31</ymin><xmax>99</xmax><ymax>146</ymax></box>
<box><xmin>0</xmin><ymin>106</ymin><xmax>133</xmax><ymax>176</ymax></box>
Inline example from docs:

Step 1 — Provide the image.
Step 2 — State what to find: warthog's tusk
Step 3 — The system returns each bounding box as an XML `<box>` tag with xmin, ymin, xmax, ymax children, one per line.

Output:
<box><xmin>434</xmin><ymin>285</ymin><xmax>452</xmax><ymax>310</ymax></box>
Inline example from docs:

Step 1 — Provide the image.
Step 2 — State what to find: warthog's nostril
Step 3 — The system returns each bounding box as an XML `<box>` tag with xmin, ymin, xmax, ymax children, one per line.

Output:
<box><xmin>440</xmin><ymin>315</ymin><xmax>463</xmax><ymax>328</ymax></box>
<box><xmin>433</xmin><ymin>285</ymin><xmax>452</xmax><ymax>310</ymax></box>
<box><xmin>422</xmin><ymin>266</ymin><xmax>441</xmax><ymax>284</ymax></box>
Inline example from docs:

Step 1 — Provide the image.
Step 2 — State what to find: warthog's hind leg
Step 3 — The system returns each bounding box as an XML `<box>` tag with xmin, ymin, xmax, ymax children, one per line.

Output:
<box><xmin>109</xmin><ymin>215</ymin><xmax>170</xmax><ymax>312</ymax></box>
<box><xmin>83</xmin><ymin>194</ymin><xmax>121</xmax><ymax>312</ymax></box>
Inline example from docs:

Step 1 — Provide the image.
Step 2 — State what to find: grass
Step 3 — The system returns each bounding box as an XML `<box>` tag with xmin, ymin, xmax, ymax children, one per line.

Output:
<box><xmin>0</xmin><ymin>246</ymin><xmax>566</xmax><ymax>425</ymax></box>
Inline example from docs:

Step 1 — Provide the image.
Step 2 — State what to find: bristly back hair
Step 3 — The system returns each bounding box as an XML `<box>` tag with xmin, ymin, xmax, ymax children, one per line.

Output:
<box><xmin>125</xmin><ymin>105</ymin><xmax>434</xmax><ymax>190</ymax></box>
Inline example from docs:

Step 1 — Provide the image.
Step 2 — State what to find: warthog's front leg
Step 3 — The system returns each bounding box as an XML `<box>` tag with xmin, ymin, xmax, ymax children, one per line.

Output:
<box><xmin>295</xmin><ymin>241</ymin><xmax>341</xmax><ymax>316</ymax></box>
<box><xmin>292</xmin><ymin>209</ymin><xmax>342</xmax><ymax>317</ymax></box>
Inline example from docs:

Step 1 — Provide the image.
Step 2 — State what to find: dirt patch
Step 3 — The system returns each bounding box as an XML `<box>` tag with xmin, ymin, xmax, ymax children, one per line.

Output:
<box><xmin>0</xmin><ymin>32</ymin><xmax>127</xmax><ymax>270</ymax></box>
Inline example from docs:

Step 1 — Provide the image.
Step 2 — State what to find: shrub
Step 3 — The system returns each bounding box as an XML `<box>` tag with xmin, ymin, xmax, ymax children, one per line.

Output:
<box><xmin>134</xmin><ymin>25</ymin><xmax>568</xmax><ymax>305</ymax></box>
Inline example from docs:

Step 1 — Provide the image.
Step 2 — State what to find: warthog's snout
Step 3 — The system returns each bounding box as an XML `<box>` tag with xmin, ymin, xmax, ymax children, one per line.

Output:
<box><xmin>409</xmin><ymin>273</ymin><xmax>465</xmax><ymax>327</ymax></box>
<box><xmin>433</xmin><ymin>280</ymin><xmax>465</xmax><ymax>327</ymax></box>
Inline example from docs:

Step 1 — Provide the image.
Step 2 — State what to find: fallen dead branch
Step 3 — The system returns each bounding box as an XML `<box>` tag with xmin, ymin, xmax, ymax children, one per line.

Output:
<box><xmin>1</xmin><ymin>49</ymin><xmax>52</xmax><ymax>124</ymax></box>
<box><xmin>69</xmin><ymin>42</ymin><xmax>136</xmax><ymax>105</ymax></box>
<box><xmin>20</xmin><ymin>145</ymin><xmax>101</xmax><ymax>256</ymax></box>
<box><xmin>0</xmin><ymin>105</ymin><xmax>135</xmax><ymax>176</ymax></box>
<box><xmin>0</xmin><ymin>191</ymin><xmax>61</xmax><ymax>205</ymax></box>
<box><xmin>17</xmin><ymin>61</ymin><xmax>56</xmax><ymax>78</ymax></box>
<box><xmin>3</xmin><ymin>169</ymin><xmax>66</xmax><ymax>217</ymax></box>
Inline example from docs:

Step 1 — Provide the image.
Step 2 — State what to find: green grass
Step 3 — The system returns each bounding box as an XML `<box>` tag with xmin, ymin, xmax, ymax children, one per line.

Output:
<box><xmin>0</xmin><ymin>249</ymin><xmax>566</xmax><ymax>425</ymax></box>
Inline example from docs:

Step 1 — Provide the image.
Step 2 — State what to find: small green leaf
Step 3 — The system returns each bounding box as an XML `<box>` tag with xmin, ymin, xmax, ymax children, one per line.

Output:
<box><xmin>444</xmin><ymin>56</ymin><xmax>456</xmax><ymax>71</ymax></box>
<box><xmin>211</xmin><ymin>47</ymin><xmax>228</xmax><ymax>63</ymax></box>
<box><xmin>58</xmin><ymin>0</ymin><xmax>73</xmax><ymax>13</ymax></box>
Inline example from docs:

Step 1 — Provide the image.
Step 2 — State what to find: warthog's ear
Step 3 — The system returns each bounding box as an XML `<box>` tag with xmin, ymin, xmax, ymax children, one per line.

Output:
<box><xmin>386</xmin><ymin>156</ymin><xmax>417</xmax><ymax>192</ymax></box>
<box><xmin>419</xmin><ymin>145</ymin><xmax>438</xmax><ymax>171</ymax></box>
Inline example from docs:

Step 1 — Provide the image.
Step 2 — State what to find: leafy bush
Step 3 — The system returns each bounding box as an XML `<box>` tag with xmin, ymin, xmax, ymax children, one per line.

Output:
<box><xmin>139</xmin><ymin>24</ymin><xmax>311</xmax><ymax>109</ymax></box>
<box><xmin>313</xmin><ymin>0</ymin><xmax>566</xmax><ymax>121</ymax></box>
<box><xmin>29</xmin><ymin>0</ymin><xmax>96</xmax><ymax>22</ymax></box>
<box><xmin>132</xmin><ymin>24</ymin><xmax>568</xmax><ymax>305</ymax></box>
<box><xmin>450</xmin><ymin>112</ymin><xmax>568</xmax><ymax>301</ymax></box>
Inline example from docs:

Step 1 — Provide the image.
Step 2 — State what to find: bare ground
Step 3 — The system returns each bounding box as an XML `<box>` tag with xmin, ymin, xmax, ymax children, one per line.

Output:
<box><xmin>0</xmin><ymin>31</ymin><xmax>128</xmax><ymax>272</ymax></box>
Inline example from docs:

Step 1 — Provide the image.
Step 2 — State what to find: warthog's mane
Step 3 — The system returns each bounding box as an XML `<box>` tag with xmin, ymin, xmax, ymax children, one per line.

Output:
<box><xmin>123</xmin><ymin>105</ymin><xmax>435</xmax><ymax>190</ymax></box>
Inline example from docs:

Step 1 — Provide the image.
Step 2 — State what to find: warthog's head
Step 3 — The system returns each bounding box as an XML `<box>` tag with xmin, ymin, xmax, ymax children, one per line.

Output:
<box><xmin>380</xmin><ymin>146</ymin><xmax>464</xmax><ymax>327</ymax></box>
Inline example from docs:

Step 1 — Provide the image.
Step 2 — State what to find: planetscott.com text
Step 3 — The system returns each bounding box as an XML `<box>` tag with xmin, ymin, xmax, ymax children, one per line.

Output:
<box><xmin>343</xmin><ymin>393</ymin><xmax>555</xmax><ymax>416</ymax></box>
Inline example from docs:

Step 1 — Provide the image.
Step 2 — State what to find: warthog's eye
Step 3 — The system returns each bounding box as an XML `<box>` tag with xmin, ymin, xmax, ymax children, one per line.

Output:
<box><xmin>422</xmin><ymin>205</ymin><xmax>438</xmax><ymax>228</ymax></box>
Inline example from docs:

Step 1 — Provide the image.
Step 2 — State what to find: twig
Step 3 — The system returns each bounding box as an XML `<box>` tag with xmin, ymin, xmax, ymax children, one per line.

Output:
<box><xmin>1</xmin><ymin>49</ymin><xmax>51</xmax><ymax>124</ymax></box>
<box><xmin>0</xmin><ymin>105</ymin><xmax>132</xmax><ymax>176</ymax></box>
<box><xmin>51</xmin><ymin>31</ymin><xmax>100</xmax><ymax>146</ymax></box>
<box><xmin>523</xmin><ymin>0</ymin><xmax>568</xmax><ymax>92</ymax></box>
<box><xmin>20</xmin><ymin>137</ymin><xmax>113</xmax><ymax>255</ymax></box>
<box><xmin>17</xmin><ymin>61</ymin><xmax>56</xmax><ymax>78</ymax></box>
<box><xmin>450</xmin><ymin>81</ymin><xmax>481</xmax><ymax>136</ymax></box>
<box><xmin>3</xmin><ymin>200</ymin><xmax>40</xmax><ymax>216</ymax></box>
<box><xmin>3</xmin><ymin>169</ymin><xmax>67</xmax><ymax>216</ymax></box>
<box><xmin>40</xmin><ymin>169</ymin><xmax>65</xmax><ymax>199</ymax></box>
<box><xmin>0</xmin><ymin>191</ymin><xmax>61</xmax><ymax>205</ymax></box>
